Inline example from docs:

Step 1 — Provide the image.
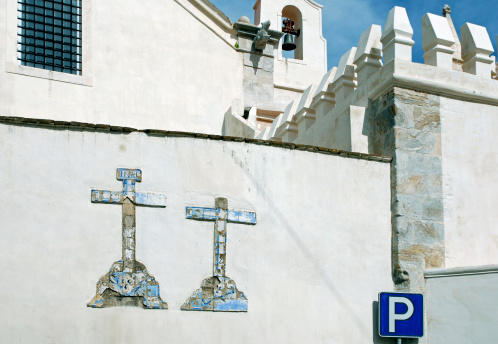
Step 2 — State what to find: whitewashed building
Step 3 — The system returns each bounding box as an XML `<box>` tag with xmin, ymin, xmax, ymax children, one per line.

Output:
<box><xmin>0</xmin><ymin>0</ymin><xmax>497</xmax><ymax>343</ymax></box>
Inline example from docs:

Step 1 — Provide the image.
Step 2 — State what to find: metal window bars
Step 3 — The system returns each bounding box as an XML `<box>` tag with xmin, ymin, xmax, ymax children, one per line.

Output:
<box><xmin>17</xmin><ymin>0</ymin><xmax>82</xmax><ymax>75</ymax></box>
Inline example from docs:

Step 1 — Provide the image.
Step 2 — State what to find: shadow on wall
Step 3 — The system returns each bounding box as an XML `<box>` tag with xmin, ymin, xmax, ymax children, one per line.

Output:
<box><xmin>249</xmin><ymin>52</ymin><xmax>262</xmax><ymax>74</ymax></box>
<box><xmin>228</xmin><ymin>149</ymin><xmax>371</xmax><ymax>336</ymax></box>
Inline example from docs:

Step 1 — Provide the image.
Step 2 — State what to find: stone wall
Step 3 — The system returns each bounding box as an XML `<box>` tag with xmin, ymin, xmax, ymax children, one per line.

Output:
<box><xmin>371</xmin><ymin>87</ymin><xmax>444</xmax><ymax>292</ymax></box>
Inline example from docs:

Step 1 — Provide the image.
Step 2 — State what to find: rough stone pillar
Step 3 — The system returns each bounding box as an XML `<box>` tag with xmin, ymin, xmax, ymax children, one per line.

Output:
<box><xmin>371</xmin><ymin>88</ymin><xmax>445</xmax><ymax>292</ymax></box>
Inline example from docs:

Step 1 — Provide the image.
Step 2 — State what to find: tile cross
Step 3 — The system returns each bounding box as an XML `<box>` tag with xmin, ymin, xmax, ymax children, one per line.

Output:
<box><xmin>88</xmin><ymin>168</ymin><xmax>168</xmax><ymax>309</ymax></box>
<box><xmin>91</xmin><ymin>168</ymin><xmax>166</xmax><ymax>270</ymax></box>
<box><xmin>181</xmin><ymin>197</ymin><xmax>256</xmax><ymax>312</ymax></box>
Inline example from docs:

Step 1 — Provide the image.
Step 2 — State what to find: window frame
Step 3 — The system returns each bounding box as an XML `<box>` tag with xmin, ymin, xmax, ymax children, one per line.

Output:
<box><xmin>5</xmin><ymin>0</ymin><xmax>92</xmax><ymax>86</ymax></box>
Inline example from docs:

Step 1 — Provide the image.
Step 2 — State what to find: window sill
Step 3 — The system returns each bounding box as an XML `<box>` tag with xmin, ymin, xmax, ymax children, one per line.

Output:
<box><xmin>5</xmin><ymin>62</ymin><xmax>93</xmax><ymax>87</ymax></box>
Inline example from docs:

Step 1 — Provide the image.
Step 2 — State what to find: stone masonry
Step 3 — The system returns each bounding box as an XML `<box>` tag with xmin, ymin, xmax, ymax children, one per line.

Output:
<box><xmin>371</xmin><ymin>87</ymin><xmax>444</xmax><ymax>292</ymax></box>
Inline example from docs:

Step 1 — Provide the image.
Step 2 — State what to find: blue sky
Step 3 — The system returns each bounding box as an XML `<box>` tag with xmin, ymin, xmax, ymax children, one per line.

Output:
<box><xmin>209</xmin><ymin>0</ymin><xmax>498</xmax><ymax>69</ymax></box>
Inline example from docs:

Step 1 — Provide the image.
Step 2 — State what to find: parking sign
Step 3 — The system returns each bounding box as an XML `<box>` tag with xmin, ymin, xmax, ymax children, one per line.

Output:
<box><xmin>378</xmin><ymin>292</ymin><xmax>424</xmax><ymax>338</ymax></box>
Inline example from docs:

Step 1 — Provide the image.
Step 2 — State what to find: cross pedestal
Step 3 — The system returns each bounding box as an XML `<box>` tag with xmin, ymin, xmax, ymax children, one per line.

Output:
<box><xmin>181</xmin><ymin>197</ymin><xmax>256</xmax><ymax>312</ymax></box>
<box><xmin>87</xmin><ymin>168</ymin><xmax>168</xmax><ymax>309</ymax></box>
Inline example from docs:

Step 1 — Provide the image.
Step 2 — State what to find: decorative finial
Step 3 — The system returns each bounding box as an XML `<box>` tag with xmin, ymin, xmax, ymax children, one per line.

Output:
<box><xmin>442</xmin><ymin>4</ymin><xmax>451</xmax><ymax>17</ymax></box>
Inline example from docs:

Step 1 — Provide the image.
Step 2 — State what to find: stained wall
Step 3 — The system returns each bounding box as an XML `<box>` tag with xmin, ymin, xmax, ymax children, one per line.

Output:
<box><xmin>0</xmin><ymin>120</ymin><xmax>392</xmax><ymax>343</ymax></box>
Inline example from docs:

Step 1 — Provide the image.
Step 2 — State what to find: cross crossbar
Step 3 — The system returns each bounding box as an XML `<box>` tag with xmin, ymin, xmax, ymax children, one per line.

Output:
<box><xmin>92</xmin><ymin>190</ymin><xmax>166</xmax><ymax>207</ymax></box>
<box><xmin>91</xmin><ymin>168</ymin><xmax>166</xmax><ymax>207</ymax></box>
<box><xmin>186</xmin><ymin>207</ymin><xmax>256</xmax><ymax>224</ymax></box>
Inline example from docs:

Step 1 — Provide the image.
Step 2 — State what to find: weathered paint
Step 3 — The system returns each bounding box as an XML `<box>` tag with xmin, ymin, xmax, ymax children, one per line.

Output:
<box><xmin>181</xmin><ymin>276</ymin><xmax>248</xmax><ymax>312</ymax></box>
<box><xmin>87</xmin><ymin>260</ymin><xmax>167</xmax><ymax>309</ymax></box>
<box><xmin>182</xmin><ymin>197</ymin><xmax>255</xmax><ymax>312</ymax></box>
<box><xmin>88</xmin><ymin>168</ymin><xmax>168</xmax><ymax>309</ymax></box>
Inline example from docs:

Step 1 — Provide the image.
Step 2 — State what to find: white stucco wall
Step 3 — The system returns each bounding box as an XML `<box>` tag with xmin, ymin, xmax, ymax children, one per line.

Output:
<box><xmin>0</xmin><ymin>122</ymin><xmax>392</xmax><ymax>343</ymax></box>
<box><xmin>425</xmin><ymin>267</ymin><xmax>498</xmax><ymax>344</ymax></box>
<box><xmin>440</xmin><ymin>97</ymin><xmax>498</xmax><ymax>267</ymax></box>
<box><xmin>0</xmin><ymin>0</ymin><xmax>243</xmax><ymax>134</ymax></box>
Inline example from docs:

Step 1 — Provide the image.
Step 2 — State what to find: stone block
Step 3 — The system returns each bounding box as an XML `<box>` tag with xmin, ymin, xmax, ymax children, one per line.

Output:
<box><xmin>392</xmin><ymin>193</ymin><xmax>423</xmax><ymax>219</ymax></box>
<box><xmin>422</xmin><ymin>198</ymin><xmax>444</xmax><ymax>222</ymax></box>
<box><xmin>332</xmin><ymin>47</ymin><xmax>357</xmax><ymax>84</ymax></box>
<box><xmin>330</xmin><ymin>65</ymin><xmax>357</xmax><ymax>103</ymax></box>
<box><xmin>330</xmin><ymin>48</ymin><xmax>358</xmax><ymax>104</ymax></box>
<box><xmin>422</xmin><ymin>13</ymin><xmax>455</xmax><ymax>68</ymax></box>
<box><xmin>310</xmin><ymin>93</ymin><xmax>335</xmax><ymax>120</ymax></box>
<box><xmin>243</xmin><ymin>53</ymin><xmax>274</xmax><ymax>73</ymax></box>
<box><xmin>354</xmin><ymin>25</ymin><xmax>383</xmax><ymax>85</ymax></box>
<box><xmin>295</xmin><ymin>107</ymin><xmax>316</xmax><ymax>134</ymax></box>
<box><xmin>381</xmin><ymin>6</ymin><xmax>415</xmax><ymax>64</ymax></box>
<box><xmin>460</xmin><ymin>23</ymin><xmax>494</xmax><ymax>77</ymax></box>
<box><xmin>313</xmin><ymin>67</ymin><xmax>337</xmax><ymax>99</ymax></box>
<box><xmin>243</xmin><ymin>66</ymin><xmax>274</xmax><ymax>108</ymax></box>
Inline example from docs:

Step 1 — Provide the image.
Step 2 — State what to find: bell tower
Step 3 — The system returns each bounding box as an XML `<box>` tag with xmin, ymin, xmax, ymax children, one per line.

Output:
<box><xmin>253</xmin><ymin>0</ymin><xmax>327</xmax><ymax>103</ymax></box>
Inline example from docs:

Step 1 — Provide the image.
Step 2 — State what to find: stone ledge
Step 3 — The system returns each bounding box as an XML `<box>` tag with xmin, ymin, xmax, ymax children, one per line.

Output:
<box><xmin>0</xmin><ymin>116</ymin><xmax>392</xmax><ymax>163</ymax></box>
<box><xmin>425</xmin><ymin>264</ymin><xmax>498</xmax><ymax>278</ymax></box>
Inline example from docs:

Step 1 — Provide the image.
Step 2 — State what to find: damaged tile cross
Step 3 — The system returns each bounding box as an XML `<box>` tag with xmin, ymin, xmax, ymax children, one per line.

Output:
<box><xmin>88</xmin><ymin>168</ymin><xmax>168</xmax><ymax>309</ymax></box>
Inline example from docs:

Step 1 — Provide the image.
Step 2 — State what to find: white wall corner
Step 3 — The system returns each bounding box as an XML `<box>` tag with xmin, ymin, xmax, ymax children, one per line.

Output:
<box><xmin>460</xmin><ymin>23</ymin><xmax>494</xmax><ymax>77</ymax></box>
<box><xmin>353</xmin><ymin>25</ymin><xmax>383</xmax><ymax>85</ymax></box>
<box><xmin>381</xmin><ymin>6</ymin><xmax>414</xmax><ymax>65</ymax></box>
<box><xmin>422</xmin><ymin>13</ymin><xmax>455</xmax><ymax>69</ymax></box>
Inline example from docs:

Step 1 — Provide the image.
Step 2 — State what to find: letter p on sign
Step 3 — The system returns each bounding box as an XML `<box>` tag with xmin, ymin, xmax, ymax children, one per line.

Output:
<box><xmin>379</xmin><ymin>292</ymin><xmax>424</xmax><ymax>338</ymax></box>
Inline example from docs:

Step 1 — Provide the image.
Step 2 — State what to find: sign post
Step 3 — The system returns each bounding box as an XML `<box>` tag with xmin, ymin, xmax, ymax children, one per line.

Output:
<box><xmin>378</xmin><ymin>292</ymin><xmax>424</xmax><ymax>341</ymax></box>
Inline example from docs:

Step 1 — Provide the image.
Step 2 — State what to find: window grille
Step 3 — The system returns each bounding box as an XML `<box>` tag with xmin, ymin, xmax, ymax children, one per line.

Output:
<box><xmin>17</xmin><ymin>0</ymin><xmax>82</xmax><ymax>75</ymax></box>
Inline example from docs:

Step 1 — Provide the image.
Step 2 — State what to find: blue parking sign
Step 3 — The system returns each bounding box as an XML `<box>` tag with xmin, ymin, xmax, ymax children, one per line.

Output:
<box><xmin>378</xmin><ymin>292</ymin><xmax>424</xmax><ymax>338</ymax></box>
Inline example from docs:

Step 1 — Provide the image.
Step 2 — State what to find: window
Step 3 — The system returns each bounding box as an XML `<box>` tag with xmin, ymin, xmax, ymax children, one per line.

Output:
<box><xmin>17</xmin><ymin>0</ymin><xmax>82</xmax><ymax>75</ymax></box>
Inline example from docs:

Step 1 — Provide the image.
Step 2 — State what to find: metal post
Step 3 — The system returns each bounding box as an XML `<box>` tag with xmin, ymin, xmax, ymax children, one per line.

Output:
<box><xmin>397</xmin><ymin>338</ymin><xmax>402</xmax><ymax>344</ymax></box>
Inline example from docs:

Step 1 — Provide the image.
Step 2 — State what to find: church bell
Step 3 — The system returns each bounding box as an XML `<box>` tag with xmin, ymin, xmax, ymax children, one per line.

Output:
<box><xmin>282</xmin><ymin>33</ymin><xmax>296</xmax><ymax>51</ymax></box>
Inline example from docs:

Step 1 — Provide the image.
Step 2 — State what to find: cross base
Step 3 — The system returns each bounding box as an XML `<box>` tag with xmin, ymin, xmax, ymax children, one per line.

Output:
<box><xmin>87</xmin><ymin>260</ymin><xmax>168</xmax><ymax>309</ymax></box>
<box><xmin>181</xmin><ymin>276</ymin><xmax>248</xmax><ymax>312</ymax></box>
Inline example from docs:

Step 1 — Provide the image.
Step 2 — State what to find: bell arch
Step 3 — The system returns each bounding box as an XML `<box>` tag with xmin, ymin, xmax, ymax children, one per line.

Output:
<box><xmin>281</xmin><ymin>5</ymin><xmax>303</xmax><ymax>60</ymax></box>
